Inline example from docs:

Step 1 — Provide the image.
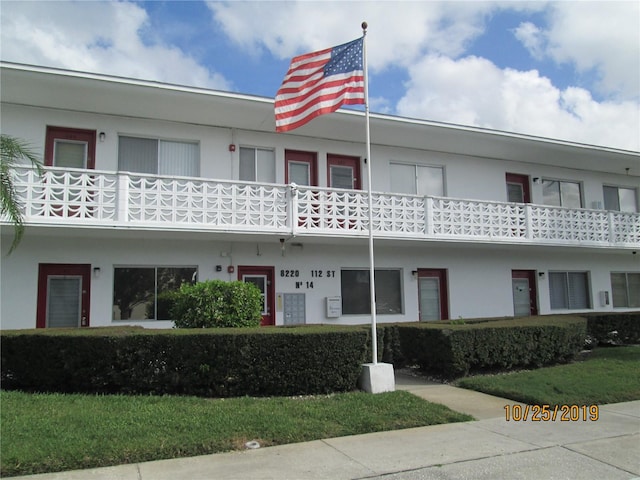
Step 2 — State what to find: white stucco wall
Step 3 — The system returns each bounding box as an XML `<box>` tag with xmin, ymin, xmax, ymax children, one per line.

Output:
<box><xmin>3</xmin><ymin>103</ymin><xmax>639</xmax><ymax>209</ymax></box>
<box><xmin>1</xmin><ymin>231</ymin><xmax>637</xmax><ymax>330</ymax></box>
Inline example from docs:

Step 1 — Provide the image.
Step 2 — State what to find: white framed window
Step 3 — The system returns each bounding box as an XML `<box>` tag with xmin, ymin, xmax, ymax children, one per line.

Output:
<box><xmin>340</xmin><ymin>269</ymin><xmax>403</xmax><ymax>315</ymax></box>
<box><xmin>113</xmin><ymin>266</ymin><xmax>197</xmax><ymax>320</ymax></box>
<box><xmin>542</xmin><ymin>179</ymin><xmax>582</xmax><ymax>208</ymax></box>
<box><xmin>390</xmin><ymin>163</ymin><xmax>444</xmax><ymax>196</ymax></box>
<box><xmin>239</xmin><ymin>146</ymin><xmax>275</xmax><ymax>183</ymax></box>
<box><xmin>53</xmin><ymin>140</ymin><xmax>88</xmax><ymax>169</ymax></box>
<box><xmin>549</xmin><ymin>271</ymin><xmax>591</xmax><ymax>309</ymax></box>
<box><xmin>603</xmin><ymin>186</ymin><xmax>638</xmax><ymax>212</ymax></box>
<box><xmin>118</xmin><ymin>136</ymin><xmax>199</xmax><ymax>177</ymax></box>
<box><xmin>611</xmin><ymin>272</ymin><xmax>640</xmax><ymax>308</ymax></box>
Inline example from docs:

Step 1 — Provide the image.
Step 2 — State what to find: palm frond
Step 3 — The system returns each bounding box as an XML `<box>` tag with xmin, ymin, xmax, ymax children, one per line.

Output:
<box><xmin>0</xmin><ymin>134</ymin><xmax>42</xmax><ymax>254</ymax></box>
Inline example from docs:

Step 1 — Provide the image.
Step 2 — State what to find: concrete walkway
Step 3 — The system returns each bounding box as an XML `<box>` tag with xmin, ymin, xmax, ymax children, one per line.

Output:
<box><xmin>13</xmin><ymin>372</ymin><xmax>640</xmax><ymax>480</ymax></box>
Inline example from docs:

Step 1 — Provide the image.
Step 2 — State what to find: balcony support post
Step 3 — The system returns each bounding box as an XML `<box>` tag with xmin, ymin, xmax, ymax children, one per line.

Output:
<box><xmin>117</xmin><ymin>173</ymin><xmax>129</xmax><ymax>223</ymax></box>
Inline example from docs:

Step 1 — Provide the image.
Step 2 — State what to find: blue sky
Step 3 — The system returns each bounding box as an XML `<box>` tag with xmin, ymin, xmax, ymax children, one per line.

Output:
<box><xmin>1</xmin><ymin>1</ymin><xmax>638</xmax><ymax>151</ymax></box>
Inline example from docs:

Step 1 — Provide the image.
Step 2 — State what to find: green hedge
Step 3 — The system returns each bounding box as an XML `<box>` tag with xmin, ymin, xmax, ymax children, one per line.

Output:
<box><xmin>584</xmin><ymin>312</ymin><xmax>640</xmax><ymax>346</ymax></box>
<box><xmin>1</xmin><ymin>316</ymin><xmax>598</xmax><ymax>394</ymax></box>
<box><xmin>397</xmin><ymin>316</ymin><xmax>586</xmax><ymax>378</ymax></box>
<box><xmin>0</xmin><ymin>327</ymin><xmax>368</xmax><ymax>397</ymax></box>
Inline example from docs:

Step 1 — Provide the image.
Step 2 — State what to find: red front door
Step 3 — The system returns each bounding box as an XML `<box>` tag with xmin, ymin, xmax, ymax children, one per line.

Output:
<box><xmin>36</xmin><ymin>264</ymin><xmax>91</xmax><ymax>328</ymax></box>
<box><xmin>506</xmin><ymin>173</ymin><xmax>531</xmax><ymax>203</ymax></box>
<box><xmin>238</xmin><ymin>266</ymin><xmax>275</xmax><ymax>326</ymax></box>
<box><xmin>45</xmin><ymin>126</ymin><xmax>96</xmax><ymax>169</ymax></box>
<box><xmin>327</xmin><ymin>154</ymin><xmax>361</xmax><ymax>190</ymax></box>
<box><xmin>417</xmin><ymin>269</ymin><xmax>449</xmax><ymax>321</ymax></box>
<box><xmin>285</xmin><ymin>150</ymin><xmax>318</xmax><ymax>186</ymax></box>
<box><xmin>512</xmin><ymin>270</ymin><xmax>538</xmax><ymax>316</ymax></box>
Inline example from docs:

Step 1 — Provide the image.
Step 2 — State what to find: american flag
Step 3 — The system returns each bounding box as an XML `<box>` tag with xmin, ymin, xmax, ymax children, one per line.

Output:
<box><xmin>275</xmin><ymin>37</ymin><xmax>365</xmax><ymax>132</ymax></box>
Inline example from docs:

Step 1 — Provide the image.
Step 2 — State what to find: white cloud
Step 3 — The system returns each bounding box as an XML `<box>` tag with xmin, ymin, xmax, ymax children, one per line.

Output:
<box><xmin>0</xmin><ymin>0</ymin><xmax>232</xmax><ymax>90</ymax></box>
<box><xmin>207</xmin><ymin>0</ymin><xmax>498</xmax><ymax>70</ymax></box>
<box><xmin>397</xmin><ymin>54</ymin><xmax>639</xmax><ymax>151</ymax></box>
<box><xmin>513</xmin><ymin>21</ymin><xmax>544</xmax><ymax>60</ymax></box>
<box><xmin>515</xmin><ymin>2</ymin><xmax>640</xmax><ymax>100</ymax></box>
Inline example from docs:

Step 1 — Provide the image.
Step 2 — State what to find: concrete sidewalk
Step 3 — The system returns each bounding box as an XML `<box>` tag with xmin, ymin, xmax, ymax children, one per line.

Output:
<box><xmin>12</xmin><ymin>373</ymin><xmax>640</xmax><ymax>480</ymax></box>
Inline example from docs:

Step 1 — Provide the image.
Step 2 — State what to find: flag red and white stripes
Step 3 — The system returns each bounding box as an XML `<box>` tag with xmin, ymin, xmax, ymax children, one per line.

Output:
<box><xmin>275</xmin><ymin>37</ymin><xmax>365</xmax><ymax>132</ymax></box>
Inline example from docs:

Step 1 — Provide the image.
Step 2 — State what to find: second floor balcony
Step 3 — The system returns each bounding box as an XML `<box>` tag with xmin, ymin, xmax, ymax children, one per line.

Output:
<box><xmin>7</xmin><ymin>166</ymin><xmax>640</xmax><ymax>248</ymax></box>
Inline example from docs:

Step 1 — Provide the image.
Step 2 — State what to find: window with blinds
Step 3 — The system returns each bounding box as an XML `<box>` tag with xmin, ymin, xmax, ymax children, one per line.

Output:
<box><xmin>611</xmin><ymin>272</ymin><xmax>640</xmax><ymax>308</ymax></box>
<box><xmin>118</xmin><ymin>136</ymin><xmax>199</xmax><ymax>177</ymax></box>
<box><xmin>549</xmin><ymin>271</ymin><xmax>591</xmax><ymax>309</ymax></box>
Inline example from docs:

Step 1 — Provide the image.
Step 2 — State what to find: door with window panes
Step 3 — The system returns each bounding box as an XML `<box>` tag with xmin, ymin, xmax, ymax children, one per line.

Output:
<box><xmin>45</xmin><ymin>127</ymin><xmax>96</xmax><ymax>169</ymax></box>
<box><xmin>45</xmin><ymin>127</ymin><xmax>97</xmax><ymax>217</ymax></box>
<box><xmin>238</xmin><ymin>266</ymin><xmax>275</xmax><ymax>326</ymax></box>
<box><xmin>417</xmin><ymin>269</ymin><xmax>449</xmax><ymax>321</ymax></box>
<box><xmin>327</xmin><ymin>154</ymin><xmax>360</xmax><ymax>190</ymax></box>
<box><xmin>36</xmin><ymin>264</ymin><xmax>91</xmax><ymax>328</ymax></box>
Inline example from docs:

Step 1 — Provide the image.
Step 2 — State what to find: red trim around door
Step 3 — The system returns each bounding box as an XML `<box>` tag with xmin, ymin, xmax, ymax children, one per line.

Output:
<box><xmin>237</xmin><ymin>266</ymin><xmax>276</xmax><ymax>326</ymax></box>
<box><xmin>45</xmin><ymin>126</ymin><xmax>97</xmax><ymax>169</ymax></box>
<box><xmin>512</xmin><ymin>270</ymin><xmax>538</xmax><ymax>316</ymax></box>
<box><xmin>327</xmin><ymin>154</ymin><xmax>361</xmax><ymax>190</ymax></box>
<box><xmin>36</xmin><ymin>264</ymin><xmax>91</xmax><ymax>328</ymax></box>
<box><xmin>506</xmin><ymin>173</ymin><xmax>531</xmax><ymax>203</ymax></box>
<box><xmin>417</xmin><ymin>269</ymin><xmax>449</xmax><ymax>320</ymax></box>
<box><xmin>285</xmin><ymin>150</ymin><xmax>318</xmax><ymax>186</ymax></box>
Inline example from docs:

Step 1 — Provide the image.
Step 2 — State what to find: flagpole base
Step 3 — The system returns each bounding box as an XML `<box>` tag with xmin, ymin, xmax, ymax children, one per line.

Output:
<box><xmin>358</xmin><ymin>363</ymin><xmax>395</xmax><ymax>394</ymax></box>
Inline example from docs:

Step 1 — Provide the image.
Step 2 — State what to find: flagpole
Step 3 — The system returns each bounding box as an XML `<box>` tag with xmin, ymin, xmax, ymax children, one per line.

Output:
<box><xmin>362</xmin><ymin>21</ymin><xmax>377</xmax><ymax>365</ymax></box>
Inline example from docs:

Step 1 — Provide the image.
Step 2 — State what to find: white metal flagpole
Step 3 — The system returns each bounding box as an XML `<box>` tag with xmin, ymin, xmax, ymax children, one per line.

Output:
<box><xmin>362</xmin><ymin>21</ymin><xmax>377</xmax><ymax>365</ymax></box>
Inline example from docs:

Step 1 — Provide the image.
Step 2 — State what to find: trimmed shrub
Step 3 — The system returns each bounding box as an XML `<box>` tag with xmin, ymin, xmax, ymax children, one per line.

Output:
<box><xmin>0</xmin><ymin>327</ymin><xmax>369</xmax><ymax>397</ymax></box>
<box><xmin>397</xmin><ymin>316</ymin><xmax>586</xmax><ymax>378</ymax></box>
<box><xmin>585</xmin><ymin>312</ymin><xmax>640</xmax><ymax>346</ymax></box>
<box><xmin>172</xmin><ymin>280</ymin><xmax>262</xmax><ymax>328</ymax></box>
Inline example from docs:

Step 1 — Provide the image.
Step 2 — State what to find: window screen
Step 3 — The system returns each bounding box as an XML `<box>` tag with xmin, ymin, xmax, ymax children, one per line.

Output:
<box><xmin>542</xmin><ymin>180</ymin><xmax>582</xmax><ymax>208</ymax></box>
<box><xmin>118</xmin><ymin>136</ymin><xmax>199</xmax><ymax>177</ymax></box>
<box><xmin>239</xmin><ymin>147</ymin><xmax>275</xmax><ymax>183</ymax></box>
<box><xmin>604</xmin><ymin>186</ymin><xmax>638</xmax><ymax>212</ymax></box>
<box><xmin>390</xmin><ymin>163</ymin><xmax>443</xmax><ymax>196</ymax></box>
<box><xmin>549</xmin><ymin>272</ymin><xmax>590</xmax><ymax>309</ymax></box>
<box><xmin>340</xmin><ymin>269</ymin><xmax>402</xmax><ymax>315</ymax></box>
<box><xmin>611</xmin><ymin>272</ymin><xmax>640</xmax><ymax>307</ymax></box>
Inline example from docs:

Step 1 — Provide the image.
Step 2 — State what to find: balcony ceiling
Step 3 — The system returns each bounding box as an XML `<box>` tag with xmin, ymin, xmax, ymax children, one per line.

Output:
<box><xmin>2</xmin><ymin>62</ymin><xmax>638</xmax><ymax>176</ymax></box>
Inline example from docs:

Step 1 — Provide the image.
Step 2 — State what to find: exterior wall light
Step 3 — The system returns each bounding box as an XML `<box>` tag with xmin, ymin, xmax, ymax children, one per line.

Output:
<box><xmin>99</xmin><ymin>132</ymin><xmax>106</xmax><ymax>142</ymax></box>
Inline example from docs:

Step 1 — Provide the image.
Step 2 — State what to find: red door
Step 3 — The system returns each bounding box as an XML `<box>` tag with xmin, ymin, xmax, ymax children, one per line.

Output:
<box><xmin>285</xmin><ymin>150</ymin><xmax>317</xmax><ymax>186</ymax></box>
<box><xmin>36</xmin><ymin>264</ymin><xmax>91</xmax><ymax>328</ymax></box>
<box><xmin>512</xmin><ymin>270</ymin><xmax>538</xmax><ymax>316</ymax></box>
<box><xmin>238</xmin><ymin>266</ymin><xmax>275</xmax><ymax>326</ymax></box>
<box><xmin>327</xmin><ymin>154</ymin><xmax>361</xmax><ymax>190</ymax></box>
<box><xmin>45</xmin><ymin>126</ymin><xmax>96</xmax><ymax>169</ymax></box>
<box><xmin>417</xmin><ymin>269</ymin><xmax>449</xmax><ymax>321</ymax></box>
<box><xmin>44</xmin><ymin>127</ymin><xmax>97</xmax><ymax>218</ymax></box>
<box><xmin>506</xmin><ymin>173</ymin><xmax>531</xmax><ymax>203</ymax></box>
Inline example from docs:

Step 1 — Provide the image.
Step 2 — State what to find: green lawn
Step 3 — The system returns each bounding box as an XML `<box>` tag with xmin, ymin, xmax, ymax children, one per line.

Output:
<box><xmin>457</xmin><ymin>346</ymin><xmax>640</xmax><ymax>406</ymax></box>
<box><xmin>0</xmin><ymin>390</ymin><xmax>472</xmax><ymax>477</ymax></box>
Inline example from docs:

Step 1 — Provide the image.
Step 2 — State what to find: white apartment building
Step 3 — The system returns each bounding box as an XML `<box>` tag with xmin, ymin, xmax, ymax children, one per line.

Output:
<box><xmin>1</xmin><ymin>62</ymin><xmax>638</xmax><ymax>330</ymax></box>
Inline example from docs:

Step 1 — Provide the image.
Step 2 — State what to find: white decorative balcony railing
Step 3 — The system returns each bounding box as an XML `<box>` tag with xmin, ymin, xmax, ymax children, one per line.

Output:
<box><xmin>124</xmin><ymin>174</ymin><xmax>288</xmax><ymax>231</ymax></box>
<box><xmin>6</xmin><ymin>166</ymin><xmax>640</xmax><ymax>248</ymax></box>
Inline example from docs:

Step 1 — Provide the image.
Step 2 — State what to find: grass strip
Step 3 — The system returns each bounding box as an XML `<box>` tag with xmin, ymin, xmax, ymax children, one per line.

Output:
<box><xmin>457</xmin><ymin>346</ymin><xmax>640</xmax><ymax>406</ymax></box>
<box><xmin>1</xmin><ymin>390</ymin><xmax>472</xmax><ymax>477</ymax></box>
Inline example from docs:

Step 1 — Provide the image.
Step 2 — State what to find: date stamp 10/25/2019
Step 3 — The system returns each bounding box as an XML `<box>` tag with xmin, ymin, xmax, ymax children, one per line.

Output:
<box><xmin>504</xmin><ymin>404</ymin><xmax>599</xmax><ymax>422</ymax></box>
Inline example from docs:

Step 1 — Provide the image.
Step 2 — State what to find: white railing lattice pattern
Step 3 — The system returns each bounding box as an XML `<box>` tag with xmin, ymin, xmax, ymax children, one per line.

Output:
<box><xmin>5</xmin><ymin>167</ymin><xmax>638</xmax><ymax>248</ymax></box>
